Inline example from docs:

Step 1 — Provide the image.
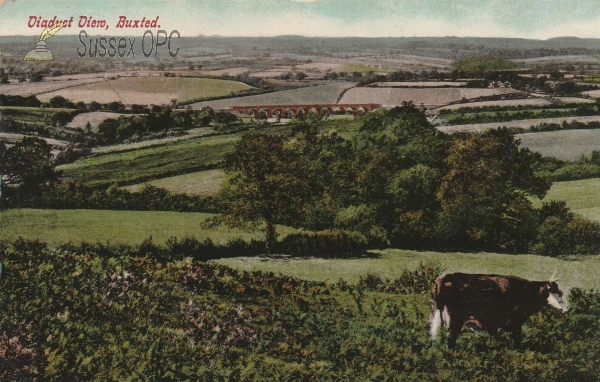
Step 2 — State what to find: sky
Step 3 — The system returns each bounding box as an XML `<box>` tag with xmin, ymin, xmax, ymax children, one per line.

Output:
<box><xmin>1</xmin><ymin>0</ymin><xmax>600</xmax><ymax>39</ymax></box>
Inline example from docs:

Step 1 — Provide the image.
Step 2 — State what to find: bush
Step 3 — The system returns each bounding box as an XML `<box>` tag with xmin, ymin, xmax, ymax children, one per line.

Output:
<box><xmin>534</xmin><ymin>216</ymin><xmax>600</xmax><ymax>256</ymax></box>
<box><xmin>334</xmin><ymin>204</ymin><xmax>388</xmax><ymax>245</ymax></box>
<box><xmin>357</xmin><ymin>261</ymin><xmax>444</xmax><ymax>294</ymax></box>
<box><xmin>0</xmin><ymin>94</ymin><xmax>41</xmax><ymax>107</ymax></box>
<box><xmin>546</xmin><ymin>162</ymin><xmax>600</xmax><ymax>182</ymax></box>
<box><xmin>274</xmin><ymin>230</ymin><xmax>369</xmax><ymax>258</ymax></box>
<box><xmin>166</xmin><ymin>236</ymin><xmax>265</xmax><ymax>262</ymax></box>
<box><xmin>2</xmin><ymin>184</ymin><xmax>219</xmax><ymax>213</ymax></box>
<box><xmin>533</xmin><ymin>217</ymin><xmax>573</xmax><ymax>256</ymax></box>
<box><xmin>568</xmin><ymin>217</ymin><xmax>600</xmax><ymax>255</ymax></box>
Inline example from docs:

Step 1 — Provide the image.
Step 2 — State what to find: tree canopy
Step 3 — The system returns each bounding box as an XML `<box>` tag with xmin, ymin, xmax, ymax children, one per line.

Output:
<box><xmin>0</xmin><ymin>137</ymin><xmax>60</xmax><ymax>192</ymax></box>
<box><xmin>211</xmin><ymin>103</ymin><xmax>582</xmax><ymax>253</ymax></box>
<box><xmin>208</xmin><ymin>132</ymin><xmax>312</xmax><ymax>251</ymax></box>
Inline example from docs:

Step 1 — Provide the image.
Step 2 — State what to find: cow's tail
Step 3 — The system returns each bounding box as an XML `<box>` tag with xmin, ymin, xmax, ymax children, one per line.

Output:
<box><xmin>429</xmin><ymin>302</ymin><xmax>443</xmax><ymax>342</ymax></box>
<box><xmin>429</xmin><ymin>274</ymin><xmax>446</xmax><ymax>342</ymax></box>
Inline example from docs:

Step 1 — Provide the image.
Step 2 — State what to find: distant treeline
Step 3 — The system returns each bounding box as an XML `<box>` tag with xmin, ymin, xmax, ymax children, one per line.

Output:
<box><xmin>0</xmin><ymin>94</ymin><xmax>243</xmax><ymax>148</ymax></box>
<box><xmin>443</xmin><ymin>104</ymin><xmax>600</xmax><ymax>125</ymax></box>
<box><xmin>440</xmin><ymin>102</ymin><xmax>597</xmax><ymax>114</ymax></box>
<box><xmin>345</xmin><ymin>68</ymin><xmax>599</xmax><ymax>96</ymax></box>
<box><xmin>0</xmin><ymin>94</ymin><xmax>43</xmax><ymax>107</ymax></box>
<box><xmin>2</xmin><ymin>183</ymin><xmax>219</xmax><ymax>214</ymax></box>
<box><xmin>533</xmin><ymin>152</ymin><xmax>600</xmax><ymax>183</ymax></box>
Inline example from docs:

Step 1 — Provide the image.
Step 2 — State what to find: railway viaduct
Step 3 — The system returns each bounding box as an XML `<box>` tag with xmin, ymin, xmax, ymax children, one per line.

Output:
<box><xmin>230</xmin><ymin>103</ymin><xmax>381</xmax><ymax>118</ymax></box>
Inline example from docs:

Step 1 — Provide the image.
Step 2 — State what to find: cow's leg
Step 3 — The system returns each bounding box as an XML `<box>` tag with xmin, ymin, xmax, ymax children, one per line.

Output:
<box><xmin>446</xmin><ymin>315</ymin><xmax>464</xmax><ymax>349</ymax></box>
<box><xmin>510</xmin><ymin>327</ymin><xmax>522</xmax><ymax>348</ymax></box>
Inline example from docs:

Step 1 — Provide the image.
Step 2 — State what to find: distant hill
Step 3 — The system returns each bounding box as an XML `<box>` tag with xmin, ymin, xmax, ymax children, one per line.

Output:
<box><xmin>2</xmin><ymin>35</ymin><xmax>600</xmax><ymax>61</ymax></box>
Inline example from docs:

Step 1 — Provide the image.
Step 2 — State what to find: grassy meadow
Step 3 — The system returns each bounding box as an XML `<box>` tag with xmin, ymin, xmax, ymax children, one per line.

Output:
<box><xmin>517</xmin><ymin>128</ymin><xmax>600</xmax><ymax>161</ymax></box>
<box><xmin>58</xmin><ymin>119</ymin><xmax>363</xmax><ymax>187</ymax></box>
<box><xmin>58</xmin><ymin>135</ymin><xmax>239</xmax><ymax>186</ymax></box>
<box><xmin>217</xmin><ymin>249</ymin><xmax>600</xmax><ymax>291</ymax></box>
<box><xmin>535</xmin><ymin>177</ymin><xmax>600</xmax><ymax>221</ymax></box>
<box><xmin>0</xmin><ymin>208</ymin><xmax>299</xmax><ymax>246</ymax></box>
<box><xmin>123</xmin><ymin>169</ymin><xmax>225</xmax><ymax>196</ymax></box>
<box><xmin>190</xmin><ymin>82</ymin><xmax>356</xmax><ymax>109</ymax></box>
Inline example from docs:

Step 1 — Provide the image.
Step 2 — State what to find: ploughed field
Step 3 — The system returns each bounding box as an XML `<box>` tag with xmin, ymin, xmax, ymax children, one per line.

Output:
<box><xmin>339</xmin><ymin>87</ymin><xmax>518</xmax><ymax>107</ymax></box>
<box><xmin>516</xmin><ymin>128</ymin><xmax>600</xmax><ymax>161</ymax></box>
<box><xmin>37</xmin><ymin>77</ymin><xmax>254</xmax><ymax>104</ymax></box>
<box><xmin>190</xmin><ymin>82</ymin><xmax>356</xmax><ymax>109</ymax></box>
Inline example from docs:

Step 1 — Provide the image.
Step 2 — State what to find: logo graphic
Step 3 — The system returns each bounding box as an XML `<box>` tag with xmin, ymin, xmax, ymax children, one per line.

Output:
<box><xmin>23</xmin><ymin>22</ymin><xmax>65</xmax><ymax>61</ymax></box>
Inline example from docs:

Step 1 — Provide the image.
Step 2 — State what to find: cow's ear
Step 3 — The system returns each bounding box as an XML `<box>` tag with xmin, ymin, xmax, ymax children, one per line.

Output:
<box><xmin>539</xmin><ymin>283</ymin><xmax>550</xmax><ymax>296</ymax></box>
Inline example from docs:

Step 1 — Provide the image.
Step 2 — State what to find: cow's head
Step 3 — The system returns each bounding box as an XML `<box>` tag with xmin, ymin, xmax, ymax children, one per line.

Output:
<box><xmin>544</xmin><ymin>282</ymin><xmax>569</xmax><ymax>312</ymax></box>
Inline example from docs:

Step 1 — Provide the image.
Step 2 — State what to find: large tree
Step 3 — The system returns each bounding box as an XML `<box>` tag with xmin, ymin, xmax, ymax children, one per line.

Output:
<box><xmin>209</xmin><ymin>132</ymin><xmax>311</xmax><ymax>252</ymax></box>
<box><xmin>1</xmin><ymin>137</ymin><xmax>60</xmax><ymax>192</ymax></box>
<box><xmin>348</xmin><ymin>103</ymin><xmax>449</xmax><ymax>245</ymax></box>
<box><xmin>437</xmin><ymin>128</ymin><xmax>550</xmax><ymax>251</ymax></box>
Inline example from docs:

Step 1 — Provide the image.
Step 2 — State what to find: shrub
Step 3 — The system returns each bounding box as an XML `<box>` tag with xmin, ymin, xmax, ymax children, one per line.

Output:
<box><xmin>334</xmin><ymin>204</ymin><xmax>388</xmax><ymax>245</ymax></box>
<box><xmin>539</xmin><ymin>200</ymin><xmax>574</xmax><ymax>223</ymax></box>
<box><xmin>166</xmin><ymin>236</ymin><xmax>265</xmax><ymax>262</ymax></box>
<box><xmin>568</xmin><ymin>217</ymin><xmax>600</xmax><ymax>255</ymax></box>
<box><xmin>357</xmin><ymin>261</ymin><xmax>444</xmax><ymax>294</ymax></box>
<box><xmin>534</xmin><ymin>216</ymin><xmax>600</xmax><ymax>256</ymax></box>
<box><xmin>533</xmin><ymin>217</ymin><xmax>574</xmax><ymax>256</ymax></box>
<box><xmin>274</xmin><ymin>230</ymin><xmax>369</xmax><ymax>258</ymax></box>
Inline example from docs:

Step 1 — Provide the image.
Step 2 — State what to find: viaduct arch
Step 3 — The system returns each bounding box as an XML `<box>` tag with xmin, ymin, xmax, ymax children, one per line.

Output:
<box><xmin>230</xmin><ymin>103</ymin><xmax>381</xmax><ymax>118</ymax></box>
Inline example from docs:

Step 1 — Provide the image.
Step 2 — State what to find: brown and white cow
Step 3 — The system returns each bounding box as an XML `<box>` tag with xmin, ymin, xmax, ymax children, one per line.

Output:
<box><xmin>429</xmin><ymin>273</ymin><xmax>568</xmax><ymax>349</ymax></box>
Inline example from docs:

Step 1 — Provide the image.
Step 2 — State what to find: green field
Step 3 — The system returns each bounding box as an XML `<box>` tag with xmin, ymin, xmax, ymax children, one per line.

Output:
<box><xmin>59</xmin><ymin>135</ymin><xmax>239</xmax><ymax>186</ymax></box>
<box><xmin>124</xmin><ymin>169</ymin><xmax>226</xmax><ymax>196</ymax></box>
<box><xmin>535</xmin><ymin>177</ymin><xmax>600</xmax><ymax>221</ymax></box>
<box><xmin>0</xmin><ymin>209</ymin><xmax>298</xmax><ymax>245</ymax></box>
<box><xmin>582</xmin><ymin>76</ymin><xmax>600</xmax><ymax>83</ymax></box>
<box><xmin>2</xmin><ymin>208</ymin><xmax>598</xmax><ymax>290</ymax></box>
<box><xmin>0</xmin><ymin>106</ymin><xmax>77</xmax><ymax>124</ymax></box>
<box><xmin>218</xmin><ymin>249</ymin><xmax>600</xmax><ymax>291</ymax></box>
<box><xmin>59</xmin><ymin>119</ymin><xmax>363</xmax><ymax>187</ymax></box>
